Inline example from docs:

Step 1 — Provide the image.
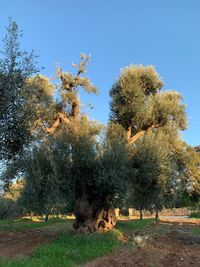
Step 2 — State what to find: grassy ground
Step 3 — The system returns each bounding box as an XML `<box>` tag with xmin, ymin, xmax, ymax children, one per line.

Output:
<box><xmin>0</xmin><ymin>218</ymin><xmax>154</xmax><ymax>267</ymax></box>
<box><xmin>0</xmin><ymin>217</ymin><xmax>72</xmax><ymax>232</ymax></box>
<box><xmin>117</xmin><ymin>219</ymin><xmax>154</xmax><ymax>234</ymax></box>
<box><xmin>192</xmin><ymin>227</ymin><xmax>200</xmax><ymax>236</ymax></box>
<box><xmin>189</xmin><ymin>211</ymin><xmax>200</xmax><ymax>218</ymax></box>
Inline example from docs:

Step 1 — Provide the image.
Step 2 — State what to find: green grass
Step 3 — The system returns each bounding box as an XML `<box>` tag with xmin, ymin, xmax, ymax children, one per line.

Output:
<box><xmin>0</xmin><ymin>219</ymin><xmax>154</xmax><ymax>267</ymax></box>
<box><xmin>1</xmin><ymin>231</ymin><xmax>123</xmax><ymax>267</ymax></box>
<box><xmin>189</xmin><ymin>211</ymin><xmax>200</xmax><ymax>218</ymax></box>
<box><xmin>0</xmin><ymin>229</ymin><xmax>122</xmax><ymax>267</ymax></box>
<box><xmin>192</xmin><ymin>227</ymin><xmax>200</xmax><ymax>236</ymax></box>
<box><xmin>117</xmin><ymin>218</ymin><xmax>154</xmax><ymax>234</ymax></box>
<box><xmin>0</xmin><ymin>217</ymin><xmax>69</xmax><ymax>232</ymax></box>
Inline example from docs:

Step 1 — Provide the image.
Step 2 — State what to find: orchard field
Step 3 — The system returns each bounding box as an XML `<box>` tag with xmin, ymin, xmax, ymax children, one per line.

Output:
<box><xmin>0</xmin><ymin>217</ymin><xmax>200</xmax><ymax>267</ymax></box>
<box><xmin>1</xmin><ymin>6</ymin><xmax>200</xmax><ymax>267</ymax></box>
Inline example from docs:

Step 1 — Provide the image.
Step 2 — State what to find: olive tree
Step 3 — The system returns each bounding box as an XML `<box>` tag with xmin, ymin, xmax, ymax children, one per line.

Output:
<box><xmin>110</xmin><ymin>65</ymin><xmax>187</xmax><ymax>217</ymax></box>
<box><xmin>0</xmin><ymin>18</ymin><xmax>39</xmax><ymax>161</ymax></box>
<box><xmin>0</xmin><ymin>19</ymin><xmax>129</xmax><ymax>231</ymax></box>
<box><xmin>19</xmin><ymin>117</ymin><xmax>129</xmax><ymax>231</ymax></box>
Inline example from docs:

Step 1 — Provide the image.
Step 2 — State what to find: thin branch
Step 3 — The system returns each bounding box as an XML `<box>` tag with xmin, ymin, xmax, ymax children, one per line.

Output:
<box><xmin>126</xmin><ymin>126</ymin><xmax>132</xmax><ymax>142</ymax></box>
<box><xmin>59</xmin><ymin>113</ymin><xmax>71</xmax><ymax>124</ymax></box>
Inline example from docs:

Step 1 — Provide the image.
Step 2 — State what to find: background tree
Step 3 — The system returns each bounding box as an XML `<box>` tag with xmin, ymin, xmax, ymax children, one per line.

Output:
<box><xmin>0</xmin><ymin>18</ymin><xmax>39</xmax><ymax>161</ymax></box>
<box><xmin>0</xmin><ymin>74</ymin><xmax>55</xmax><ymax>189</ymax></box>
<box><xmin>19</xmin><ymin>143</ymin><xmax>70</xmax><ymax>221</ymax></box>
<box><xmin>172</xmin><ymin>144</ymin><xmax>200</xmax><ymax>207</ymax></box>
<box><xmin>0</xmin><ymin>178</ymin><xmax>24</xmax><ymax>219</ymax></box>
<box><xmin>0</xmin><ymin>19</ymin><xmax>56</xmax><ymax>195</ymax></box>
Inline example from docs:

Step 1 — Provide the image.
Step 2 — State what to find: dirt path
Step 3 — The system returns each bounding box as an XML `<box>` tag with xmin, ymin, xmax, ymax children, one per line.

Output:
<box><xmin>84</xmin><ymin>225</ymin><xmax>200</xmax><ymax>267</ymax></box>
<box><xmin>0</xmin><ymin>230</ymin><xmax>57</xmax><ymax>258</ymax></box>
<box><xmin>159</xmin><ymin>217</ymin><xmax>200</xmax><ymax>225</ymax></box>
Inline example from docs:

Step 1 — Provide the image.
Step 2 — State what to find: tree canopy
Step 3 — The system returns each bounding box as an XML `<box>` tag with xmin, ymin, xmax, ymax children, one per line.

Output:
<box><xmin>110</xmin><ymin>65</ymin><xmax>187</xmax><ymax>145</ymax></box>
<box><xmin>0</xmin><ymin>18</ymin><xmax>38</xmax><ymax>161</ymax></box>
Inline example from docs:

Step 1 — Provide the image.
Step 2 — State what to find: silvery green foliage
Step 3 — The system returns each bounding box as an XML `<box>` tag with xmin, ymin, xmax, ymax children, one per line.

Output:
<box><xmin>109</xmin><ymin>64</ymin><xmax>190</xmax><ymax>211</ymax></box>
<box><xmin>96</xmin><ymin>123</ymin><xmax>129</xmax><ymax>200</ymax></box>
<box><xmin>20</xmin><ymin>119</ymin><xmax>129</xmax><ymax>215</ymax></box>
<box><xmin>173</xmin><ymin>144</ymin><xmax>200</xmax><ymax>204</ymax></box>
<box><xmin>110</xmin><ymin>65</ymin><xmax>186</xmax><ymax>133</ymax></box>
<box><xmin>130</xmin><ymin>131</ymin><xmax>172</xmax><ymax>210</ymax></box>
<box><xmin>0</xmin><ymin>19</ymin><xmax>39</xmax><ymax>161</ymax></box>
<box><xmin>20</xmin><ymin>138</ymin><xmax>73</xmax><ymax>216</ymax></box>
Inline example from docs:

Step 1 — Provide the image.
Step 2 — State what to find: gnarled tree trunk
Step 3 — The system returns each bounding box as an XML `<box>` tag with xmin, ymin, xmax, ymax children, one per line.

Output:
<box><xmin>73</xmin><ymin>197</ymin><xmax>117</xmax><ymax>233</ymax></box>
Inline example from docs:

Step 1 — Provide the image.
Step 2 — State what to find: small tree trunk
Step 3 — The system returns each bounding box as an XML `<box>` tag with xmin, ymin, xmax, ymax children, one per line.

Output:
<box><xmin>45</xmin><ymin>214</ymin><xmax>49</xmax><ymax>222</ymax></box>
<box><xmin>73</xmin><ymin>197</ymin><xmax>117</xmax><ymax>233</ymax></box>
<box><xmin>139</xmin><ymin>208</ymin><xmax>143</xmax><ymax>220</ymax></box>
<box><xmin>155</xmin><ymin>208</ymin><xmax>159</xmax><ymax>221</ymax></box>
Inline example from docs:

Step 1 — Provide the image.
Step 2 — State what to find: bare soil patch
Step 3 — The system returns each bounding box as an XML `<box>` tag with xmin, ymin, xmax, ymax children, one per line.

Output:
<box><xmin>84</xmin><ymin>224</ymin><xmax>200</xmax><ymax>267</ymax></box>
<box><xmin>0</xmin><ymin>230</ymin><xmax>57</xmax><ymax>259</ymax></box>
<box><xmin>159</xmin><ymin>217</ymin><xmax>200</xmax><ymax>225</ymax></box>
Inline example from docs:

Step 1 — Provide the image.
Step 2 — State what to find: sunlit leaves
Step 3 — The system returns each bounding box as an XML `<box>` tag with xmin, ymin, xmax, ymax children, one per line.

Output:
<box><xmin>110</xmin><ymin>65</ymin><xmax>186</xmax><ymax>134</ymax></box>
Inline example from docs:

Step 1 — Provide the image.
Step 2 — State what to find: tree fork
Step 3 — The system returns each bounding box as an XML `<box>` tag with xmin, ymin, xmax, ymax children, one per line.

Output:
<box><xmin>127</xmin><ymin>124</ymin><xmax>156</xmax><ymax>145</ymax></box>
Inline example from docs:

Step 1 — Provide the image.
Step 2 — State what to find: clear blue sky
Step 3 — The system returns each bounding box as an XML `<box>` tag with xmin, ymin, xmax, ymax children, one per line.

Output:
<box><xmin>1</xmin><ymin>0</ymin><xmax>199</xmax><ymax>146</ymax></box>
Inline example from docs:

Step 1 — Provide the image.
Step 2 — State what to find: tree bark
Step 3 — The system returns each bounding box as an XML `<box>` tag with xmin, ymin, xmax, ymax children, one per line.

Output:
<box><xmin>73</xmin><ymin>197</ymin><xmax>117</xmax><ymax>233</ymax></box>
<box><xmin>128</xmin><ymin>130</ymin><xmax>146</xmax><ymax>145</ymax></box>
<box><xmin>45</xmin><ymin>214</ymin><xmax>49</xmax><ymax>222</ymax></box>
<box><xmin>139</xmin><ymin>208</ymin><xmax>143</xmax><ymax>220</ymax></box>
<box><xmin>126</xmin><ymin>126</ymin><xmax>132</xmax><ymax>141</ymax></box>
<box><xmin>128</xmin><ymin>124</ymin><xmax>156</xmax><ymax>145</ymax></box>
<box><xmin>155</xmin><ymin>208</ymin><xmax>159</xmax><ymax>221</ymax></box>
<box><xmin>46</xmin><ymin>112</ymin><xmax>71</xmax><ymax>133</ymax></box>
<box><xmin>71</xmin><ymin>99</ymin><xmax>80</xmax><ymax>118</ymax></box>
